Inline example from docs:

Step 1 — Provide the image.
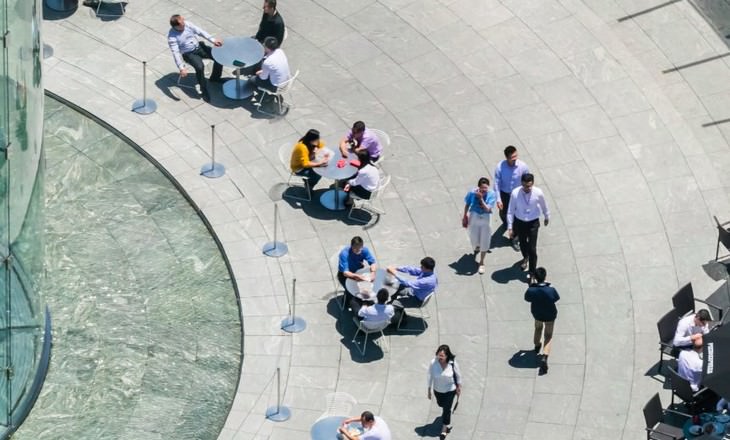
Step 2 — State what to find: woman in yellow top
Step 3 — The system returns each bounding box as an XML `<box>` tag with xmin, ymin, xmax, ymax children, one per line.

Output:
<box><xmin>290</xmin><ymin>129</ymin><xmax>329</xmax><ymax>188</ymax></box>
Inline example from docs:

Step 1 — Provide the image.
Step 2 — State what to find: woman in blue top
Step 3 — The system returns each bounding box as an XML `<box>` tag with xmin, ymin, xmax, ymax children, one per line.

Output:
<box><xmin>462</xmin><ymin>177</ymin><xmax>497</xmax><ymax>274</ymax></box>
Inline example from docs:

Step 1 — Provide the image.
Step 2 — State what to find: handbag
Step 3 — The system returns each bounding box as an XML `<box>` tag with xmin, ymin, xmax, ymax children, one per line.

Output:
<box><xmin>461</xmin><ymin>214</ymin><xmax>468</xmax><ymax>228</ymax></box>
<box><xmin>451</xmin><ymin>361</ymin><xmax>460</xmax><ymax>412</ymax></box>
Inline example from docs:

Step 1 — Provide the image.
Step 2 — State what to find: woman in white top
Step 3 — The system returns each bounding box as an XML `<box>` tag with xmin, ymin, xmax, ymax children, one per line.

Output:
<box><xmin>427</xmin><ymin>344</ymin><xmax>462</xmax><ymax>439</ymax></box>
<box><xmin>344</xmin><ymin>150</ymin><xmax>379</xmax><ymax>203</ymax></box>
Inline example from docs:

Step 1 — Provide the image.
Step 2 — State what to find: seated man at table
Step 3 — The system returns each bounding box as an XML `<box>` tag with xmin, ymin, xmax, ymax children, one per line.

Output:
<box><xmin>673</xmin><ymin>309</ymin><xmax>711</xmax><ymax>348</ymax></box>
<box><xmin>387</xmin><ymin>257</ymin><xmax>438</xmax><ymax>323</ymax></box>
<box><xmin>678</xmin><ymin>337</ymin><xmax>703</xmax><ymax>391</ymax></box>
<box><xmin>339</xmin><ymin>121</ymin><xmax>383</xmax><ymax>162</ymax></box>
<box><xmin>343</xmin><ymin>151</ymin><xmax>379</xmax><ymax>206</ymax></box>
<box><xmin>248</xmin><ymin>36</ymin><xmax>290</xmax><ymax>95</ymax></box>
<box><xmin>338</xmin><ymin>236</ymin><xmax>377</xmax><ymax>308</ymax></box>
<box><xmin>339</xmin><ymin>411</ymin><xmax>392</xmax><ymax>440</ymax></box>
<box><xmin>353</xmin><ymin>288</ymin><xmax>395</xmax><ymax>320</ymax></box>
<box><xmin>290</xmin><ymin>129</ymin><xmax>329</xmax><ymax>190</ymax></box>
<box><xmin>255</xmin><ymin>0</ymin><xmax>286</xmax><ymax>45</ymax></box>
<box><xmin>167</xmin><ymin>14</ymin><xmax>224</xmax><ymax>103</ymax></box>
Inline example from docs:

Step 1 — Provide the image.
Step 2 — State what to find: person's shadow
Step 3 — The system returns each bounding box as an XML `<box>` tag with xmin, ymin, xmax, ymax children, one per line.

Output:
<box><xmin>449</xmin><ymin>253</ymin><xmax>478</xmax><ymax>276</ymax></box>
<box><xmin>508</xmin><ymin>349</ymin><xmax>541</xmax><ymax>369</ymax></box>
<box><xmin>414</xmin><ymin>417</ymin><xmax>444</xmax><ymax>438</ymax></box>
<box><xmin>491</xmin><ymin>260</ymin><xmax>529</xmax><ymax>284</ymax></box>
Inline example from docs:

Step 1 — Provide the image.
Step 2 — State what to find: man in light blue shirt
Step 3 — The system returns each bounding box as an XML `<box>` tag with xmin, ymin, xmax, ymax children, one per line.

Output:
<box><xmin>387</xmin><ymin>257</ymin><xmax>437</xmax><ymax>323</ymax></box>
<box><xmin>167</xmin><ymin>14</ymin><xmax>223</xmax><ymax>102</ymax></box>
<box><xmin>494</xmin><ymin>145</ymin><xmax>529</xmax><ymax>249</ymax></box>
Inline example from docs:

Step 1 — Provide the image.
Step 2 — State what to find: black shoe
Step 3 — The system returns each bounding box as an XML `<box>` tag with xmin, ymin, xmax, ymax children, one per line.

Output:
<box><xmin>82</xmin><ymin>0</ymin><xmax>99</xmax><ymax>6</ymax></box>
<box><xmin>209</xmin><ymin>77</ymin><xmax>225</xmax><ymax>83</ymax></box>
<box><xmin>446</xmin><ymin>426</ymin><xmax>452</xmax><ymax>433</ymax></box>
<box><xmin>202</xmin><ymin>92</ymin><xmax>211</xmax><ymax>103</ymax></box>
<box><xmin>512</xmin><ymin>238</ymin><xmax>520</xmax><ymax>251</ymax></box>
<box><xmin>539</xmin><ymin>358</ymin><xmax>548</xmax><ymax>375</ymax></box>
<box><xmin>534</xmin><ymin>343</ymin><xmax>541</xmax><ymax>353</ymax></box>
<box><xmin>439</xmin><ymin>434</ymin><xmax>446</xmax><ymax>440</ymax></box>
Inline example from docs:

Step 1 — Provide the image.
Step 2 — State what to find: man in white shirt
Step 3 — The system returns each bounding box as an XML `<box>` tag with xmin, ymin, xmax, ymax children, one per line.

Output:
<box><xmin>507</xmin><ymin>173</ymin><xmax>549</xmax><ymax>284</ymax></box>
<box><xmin>167</xmin><ymin>15</ymin><xmax>223</xmax><ymax>102</ymax></box>
<box><xmin>249</xmin><ymin>36</ymin><xmax>290</xmax><ymax>93</ymax></box>
<box><xmin>339</xmin><ymin>411</ymin><xmax>392</xmax><ymax>440</ymax></box>
<box><xmin>354</xmin><ymin>288</ymin><xmax>395</xmax><ymax>321</ymax></box>
<box><xmin>677</xmin><ymin>337</ymin><xmax>704</xmax><ymax>391</ymax></box>
<box><xmin>344</xmin><ymin>151</ymin><xmax>379</xmax><ymax>205</ymax></box>
<box><xmin>673</xmin><ymin>309</ymin><xmax>711</xmax><ymax>348</ymax></box>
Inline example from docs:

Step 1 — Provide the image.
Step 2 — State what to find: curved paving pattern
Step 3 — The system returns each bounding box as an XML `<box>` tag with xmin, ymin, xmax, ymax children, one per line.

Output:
<box><xmin>41</xmin><ymin>0</ymin><xmax>730</xmax><ymax>439</ymax></box>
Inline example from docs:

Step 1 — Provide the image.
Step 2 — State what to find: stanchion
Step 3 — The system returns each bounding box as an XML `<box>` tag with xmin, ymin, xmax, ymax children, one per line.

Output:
<box><xmin>265</xmin><ymin>367</ymin><xmax>291</xmax><ymax>421</ymax></box>
<box><xmin>200</xmin><ymin>124</ymin><xmax>226</xmax><ymax>178</ymax></box>
<box><xmin>262</xmin><ymin>204</ymin><xmax>288</xmax><ymax>257</ymax></box>
<box><xmin>281</xmin><ymin>278</ymin><xmax>306</xmax><ymax>333</ymax></box>
<box><xmin>131</xmin><ymin>61</ymin><xmax>157</xmax><ymax>115</ymax></box>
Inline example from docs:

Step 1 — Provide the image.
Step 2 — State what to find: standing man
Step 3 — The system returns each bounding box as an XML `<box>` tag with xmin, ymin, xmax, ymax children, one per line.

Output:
<box><xmin>339</xmin><ymin>121</ymin><xmax>383</xmax><ymax>163</ymax></box>
<box><xmin>337</xmin><ymin>236</ymin><xmax>378</xmax><ymax>308</ymax></box>
<box><xmin>167</xmin><ymin>15</ymin><xmax>223</xmax><ymax>103</ymax></box>
<box><xmin>524</xmin><ymin>267</ymin><xmax>560</xmax><ymax>375</ymax></box>
<box><xmin>507</xmin><ymin>173</ymin><xmax>549</xmax><ymax>283</ymax></box>
<box><xmin>255</xmin><ymin>0</ymin><xmax>286</xmax><ymax>45</ymax></box>
<box><xmin>387</xmin><ymin>257</ymin><xmax>438</xmax><ymax>324</ymax></box>
<box><xmin>494</xmin><ymin>145</ymin><xmax>530</xmax><ymax>250</ymax></box>
<box><xmin>248</xmin><ymin>36</ymin><xmax>290</xmax><ymax>94</ymax></box>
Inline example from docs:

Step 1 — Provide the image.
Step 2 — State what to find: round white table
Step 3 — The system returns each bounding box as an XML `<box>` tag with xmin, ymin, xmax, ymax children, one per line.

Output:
<box><xmin>313</xmin><ymin>148</ymin><xmax>358</xmax><ymax>210</ymax></box>
<box><xmin>211</xmin><ymin>36</ymin><xmax>264</xmax><ymax>100</ymax></box>
<box><xmin>345</xmin><ymin>268</ymin><xmax>391</xmax><ymax>301</ymax></box>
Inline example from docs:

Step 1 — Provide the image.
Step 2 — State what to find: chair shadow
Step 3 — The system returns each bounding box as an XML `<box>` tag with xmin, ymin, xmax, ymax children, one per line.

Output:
<box><xmin>414</xmin><ymin>417</ymin><xmax>443</xmax><ymax>438</ymax></box>
<box><xmin>278</xmin><ymin>187</ymin><xmax>373</xmax><ymax>227</ymax></box>
<box><xmin>325</xmin><ymin>296</ymin><xmax>387</xmax><ymax>363</ymax></box>
<box><xmin>449</xmin><ymin>253</ymin><xmax>478</xmax><ymax>276</ymax></box>
<box><xmin>92</xmin><ymin>2</ymin><xmax>129</xmax><ymax>22</ymax></box>
<box><xmin>508</xmin><ymin>350</ymin><xmax>541</xmax><ymax>369</ymax></box>
<box><xmin>491</xmin><ymin>261</ymin><xmax>529</xmax><ymax>285</ymax></box>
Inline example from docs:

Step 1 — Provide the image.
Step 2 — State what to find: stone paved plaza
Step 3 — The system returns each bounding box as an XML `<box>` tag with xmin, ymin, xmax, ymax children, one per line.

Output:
<box><xmin>40</xmin><ymin>0</ymin><xmax>730</xmax><ymax>439</ymax></box>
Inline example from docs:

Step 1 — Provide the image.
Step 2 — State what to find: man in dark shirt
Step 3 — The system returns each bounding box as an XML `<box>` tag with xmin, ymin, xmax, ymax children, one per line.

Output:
<box><xmin>524</xmin><ymin>267</ymin><xmax>560</xmax><ymax>375</ymax></box>
<box><xmin>255</xmin><ymin>0</ymin><xmax>286</xmax><ymax>45</ymax></box>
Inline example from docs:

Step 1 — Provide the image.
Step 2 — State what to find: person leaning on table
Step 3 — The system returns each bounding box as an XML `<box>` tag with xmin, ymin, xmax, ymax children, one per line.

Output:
<box><xmin>673</xmin><ymin>309</ymin><xmax>711</xmax><ymax>348</ymax></box>
<box><xmin>387</xmin><ymin>257</ymin><xmax>438</xmax><ymax>324</ymax></box>
<box><xmin>337</xmin><ymin>236</ymin><xmax>377</xmax><ymax>308</ymax></box>
<box><xmin>343</xmin><ymin>151</ymin><xmax>379</xmax><ymax>207</ymax></box>
<box><xmin>290</xmin><ymin>129</ymin><xmax>329</xmax><ymax>190</ymax></box>
<box><xmin>247</xmin><ymin>36</ymin><xmax>290</xmax><ymax>95</ymax></box>
<box><xmin>339</xmin><ymin>411</ymin><xmax>391</xmax><ymax>440</ymax></box>
<box><xmin>353</xmin><ymin>288</ymin><xmax>394</xmax><ymax>321</ymax></box>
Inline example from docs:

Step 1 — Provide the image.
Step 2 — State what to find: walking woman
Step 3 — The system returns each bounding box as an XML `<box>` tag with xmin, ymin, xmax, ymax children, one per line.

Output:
<box><xmin>427</xmin><ymin>344</ymin><xmax>462</xmax><ymax>439</ymax></box>
<box><xmin>462</xmin><ymin>177</ymin><xmax>496</xmax><ymax>274</ymax></box>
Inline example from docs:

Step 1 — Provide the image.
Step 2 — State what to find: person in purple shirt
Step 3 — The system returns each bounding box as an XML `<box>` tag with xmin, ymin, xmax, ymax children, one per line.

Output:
<box><xmin>493</xmin><ymin>145</ymin><xmax>530</xmax><ymax>250</ymax></box>
<box><xmin>387</xmin><ymin>257</ymin><xmax>438</xmax><ymax>323</ymax></box>
<box><xmin>339</xmin><ymin>121</ymin><xmax>383</xmax><ymax>162</ymax></box>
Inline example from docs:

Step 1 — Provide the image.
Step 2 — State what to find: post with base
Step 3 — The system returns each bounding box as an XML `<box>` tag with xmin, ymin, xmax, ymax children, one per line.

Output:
<box><xmin>200</xmin><ymin>124</ymin><xmax>226</xmax><ymax>178</ymax></box>
<box><xmin>131</xmin><ymin>61</ymin><xmax>157</xmax><ymax>115</ymax></box>
<box><xmin>262</xmin><ymin>204</ymin><xmax>288</xmax><ymax>257</ymax></box>
<box><xmin>281</xmin><ymin>278</ymin><xmax>306</xmax><ymax>333</ymax></box>
<box><xmin>265</xmin><ymin>367</ymin><xmax>291</xmax><ymax>422</ymax></box>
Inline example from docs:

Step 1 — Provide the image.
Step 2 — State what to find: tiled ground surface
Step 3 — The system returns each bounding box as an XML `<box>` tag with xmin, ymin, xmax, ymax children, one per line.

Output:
<box><xmin>41</xmin><ymin>0</ymin><xmax>730</xmax><ymax>439</ymax></box>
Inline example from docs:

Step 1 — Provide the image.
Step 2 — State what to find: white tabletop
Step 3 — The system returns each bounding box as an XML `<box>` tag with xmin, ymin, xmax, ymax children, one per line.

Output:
<box><xmin>313</xmin><ymin>147</ymin><xmax>358</xmax><ymax>181</ymax></box>
<box><xmin>212</xmin><ymin>36</ymin><xmax>264</xmax><ymax>68</ymax></box>
<box><xmin>345</xmin><ymin>268</ymin><xmax>391</xmax><ymax>301</ymax></box>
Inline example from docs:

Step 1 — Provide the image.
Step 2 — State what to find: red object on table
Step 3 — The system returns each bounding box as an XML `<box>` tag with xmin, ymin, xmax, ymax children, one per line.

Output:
<box><xmin>336</xmin><ymin>159</ymin><xmax>346</xmax><ymax>168</ymax></box>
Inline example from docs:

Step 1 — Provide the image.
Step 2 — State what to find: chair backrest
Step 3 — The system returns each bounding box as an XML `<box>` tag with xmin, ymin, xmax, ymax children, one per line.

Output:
<box><xmin>369</xmin><ymin>128</ymin><xmax>391</xmax><ymax>147</ymax></box>
<box><xmin>371</xmin><ymin>173</ymin><xmax>391</xmax><ymax>201</ymax></box>
<box><xmin>667</xmin><ymin>365</ymin><xmax>695</xmax><ymax>402</ymax></box>
<box><xmin>278</xmin><ymin>142</ymin><xmax>294</xmax><ymax>175</ymax></box>
<box><xmin>360</xmin><ymin>319</ymin><xmax>391</xmax><ymax>333</ymax></box>
<box><xmin>642</xmin><ymin>393</ymin><xmax>663</xmax><ymax>429</ymax></box>
<box><xmin>421</xmin><ymin>290</ymin><xmax>435</xmax><ymax>308</ymax></box>
<box><xmin>657</xmin><ymin>309</ymin><xmax>680</xmax><ymax>345</ymax></box>
<box><xmin>672</xmin><ymin>283</ymin><xmax>695</xmax><ymax>317</ymax></box>
<box><xmin>716</xmin><ymin>216</ymin><xmax>730</xmax><ymax>252</ymax></box>
<box><xmin>276</xmin><ymin>69</ymin><xmax>299</xmax><ymax>94</ymax></box>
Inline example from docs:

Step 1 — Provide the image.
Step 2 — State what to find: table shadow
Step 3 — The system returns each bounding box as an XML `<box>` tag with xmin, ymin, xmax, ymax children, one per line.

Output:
<box><xmin>508</xmin><ymin>350</ymin><xmax>541</xmax><ymax>369</ymax></box>
<box><xmin>279</xmin><ymin>187</ymin><xmax>373</xmax><ymax>227</ymax></box>
<box><xmin>43</xmin><ymin>3</ymin><xmax>77</xmax><ymax>20</ymax></box>
<box><xmin>448</xmin><ymin>253</ymin><xmax>478</xmax><ymax>276</ymax></box>
<box><xmin>491</xmin><ymin>261</ymin><xmax>529</xmax><ymax>285</ymax></box>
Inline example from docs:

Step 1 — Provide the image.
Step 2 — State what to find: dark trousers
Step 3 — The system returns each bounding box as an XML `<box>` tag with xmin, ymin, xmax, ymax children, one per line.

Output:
<box><xmin>513</xmin><ymin>218</ymin><xmax>539</xmax><ymax>275</ymax></box>
<box><xmin>249</xmin><ymin>75</ymin><xmax>277</xmax><ymax>93</ymax></box>
<box><xmin>499</xmin><ymin>191</ymin><xmax>511</xmax><ymax>225</ymax></box>
<box><xmin>337</xmin><ymin>271</ymin><xmax>356</xmax><ymax>310</ymax></box>
<box><xmin>295</xmin><ymin>168</ymin><xmax>322</xmax><ymax>187</ymax></box>
<box><xmin>182</xmin><ymin>42</ymin><xmax>223</xmax><ymax>97</ymax></box>
<box><xmin>434</xmin><ymin>390</ymin><xmax>456</xmax><ymax>426</ymax></box>
<box><xmin>349</xmin><ymin>185</ymin><xmax>372</xmax><ymax>199</ymax></box>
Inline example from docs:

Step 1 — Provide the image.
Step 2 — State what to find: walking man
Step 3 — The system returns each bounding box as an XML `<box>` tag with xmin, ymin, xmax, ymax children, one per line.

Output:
<box><xmin>507</xmin><ymin>173</ymin><xmax>549</xmax><ymax>283</ymax></box>
<box><xmin>494</xmin><ymin>145</ymin><xmax>529</xmax><ymax>250</ymax></box>
<box><xmin>524</xmin><ymin>267</ymin><xmax>559</xmax><ymax>375</ymax></box>
<box><xmin>167</xmin><ymin>15</ymin><xmax>223</xmax><ymax>102</ymax></box>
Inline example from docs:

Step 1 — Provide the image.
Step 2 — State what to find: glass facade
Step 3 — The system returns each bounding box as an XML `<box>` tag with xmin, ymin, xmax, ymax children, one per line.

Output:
<box><xmin>0</xmin><ymin>0</ymin><xmax>48</xmax><ymax>436</ymax></box>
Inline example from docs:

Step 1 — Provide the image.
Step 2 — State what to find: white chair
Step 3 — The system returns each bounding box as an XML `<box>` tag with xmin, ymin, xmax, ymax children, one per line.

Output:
<box><xmin>277</xmin><ymin>142</ymin><xmax>311</xmax><ymax>202</ymax></box>
<box><xmin>255</xmin><ymin>70</ymin><xmax>299</xmax><ymax>117</ymax></box>
<box><xmin>96</xmin><ymin>0</ymin><xmax>126</xmax><ymax>17</ymax></box>
<box><xmin>348</xmin><ymin>173</ymin><xmax>391</xmax><ymax>223</ymax></box>
<box><xmin>368</xmin><ymin>128</ymin><xmax>391</xmax><ymax>167</ymax></box>
<box><xmin>317</xmin><ymin>392</ymin><xmax>357</xmax><ymax>421</ymax></box>
<box><xmin>396</xmin><ymin>290</ymin><xmax>435</xmax><ymax>332</ymax></box>
<box><xmin>351</xmin><ymin>317</ymin><xmax>391</xmax><ymax>356</ymax></box>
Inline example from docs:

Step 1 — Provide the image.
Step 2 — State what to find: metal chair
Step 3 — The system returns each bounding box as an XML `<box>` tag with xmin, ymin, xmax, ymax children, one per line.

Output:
<box><xmin>351</xmin><ymin>317</ymin><xmax>390</xmax><ymax>356</ymax></box>
<box><xmin>671</xmin><ymin>282</ymin><xmax>724</xmax><ymax>322</ymax></box>
<box><xmin>277</xmin><ymin>142</ymin><xmax>311</xmax><ymax>202</ymax></box>
<box><xmin>396</xmin><ymin>290</ymin><xmax>435</xmax><ymax>332</ymax></box>
<box><xmin>255</xmin><ymin>69</ymin><xmax>299</xmax><ymax>117</ymax></box>
<box><xmin>657</xmin><ymin>309</ymin><xmax>680</xmax><ymax>373</ymax></box>
<box><xmin>347</xmin><ymin>173</ymin><xmax>391</xmax><ymax>223</ymax></box>
<box><xmin>642</xmin><ymin>393</ymin><xmax>687</xmax><ymax>440</ymax></box>
<box><xmin>96</xmin><ymin>0</ymin><xmax>126</xmax><ymax>17</ymax></box>
<box><xmin>666</xmin><ymin>365</ymin><xmax>713</xmax><ymax>414</ymax></box>
<box><xmin>317</xmin><ymin>392</ymin><xmax>357</xmax><ymax>422</ymax></box>
<box><xmin>368</xmin><ymin>128</ymin><xmax>391</xmax><ymax>167</ymax></box>
<box><xmin>714</xmin><ymin>215</ymin><xmax>730</xmax><ymax>262</ymax></box>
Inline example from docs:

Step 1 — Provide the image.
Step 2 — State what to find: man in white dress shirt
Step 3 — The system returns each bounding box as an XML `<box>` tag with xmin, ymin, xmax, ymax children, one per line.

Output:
<box><xmin>507</xmin><ymin>173</ymin><xmax>549</xmax><ymax>283</ymax></box>
<box><xmin>249</xmin><ymin>36</ymin><xmax>290</xmax><ymax>94</ymax></box>
<box><xmin>673</xmin><ymin>309</ymin><xmax>711</xmax><ymax>348</ymax></box>
<box><xmin>677</xmin><ymin>337</ymin><xmax>703</xmax><ymax>391</ymax></box>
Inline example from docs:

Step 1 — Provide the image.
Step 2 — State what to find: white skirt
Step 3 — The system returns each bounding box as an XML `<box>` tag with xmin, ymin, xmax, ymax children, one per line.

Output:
<box><xmin>468</xmin><ymin>212</ymin><xmax>492</xmax><ymax>251</ymax></box>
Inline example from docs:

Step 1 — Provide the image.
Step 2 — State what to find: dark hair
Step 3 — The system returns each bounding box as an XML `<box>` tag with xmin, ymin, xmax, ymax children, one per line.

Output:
<box><xmin>421</xmin><ymin>257</ymin><xmax>435</xmax><ymax>271</ymax></box>
<box><xmin>265</xmin><ymin>0</ymin><xmax>277</xmax><ymax>8</ymax></box>
<box><xmin>299</xmin><ymin>129</ymin><xmax>320</xmax><ymax>148</ymax></box>
<box><xmin>356</xmin><ymin>150</ymin><xmax>371</xmax><ymax>168</ymax></box>
<box><xmin>263</xmin><ymin>36</ymin><xmax>279</xmax><ymax>50</ymax></box>
<box><xmin>504</xmin><ymin>145</ymin><xmax>517</xmax><ymax>158</ymax></box>
<box><xmin>352</xmin><ymin>121</ymin><xmax>366</xmax><ymax>134</ymax></box>
<box><xmin>376</xmin><ymin>288</ymin><xmax>389</xmax><ymax>304</ymax></box>
<box><xmin>521</xmin><ymin>173</ymin><xmax>534</xmax><ymax>184</ymax></box>
<box><xmin>477</xmin><ymin>177</ymin><xmax>490</xmax><ymax>187</ymax></box>
<box><xmin>696</xmin><ymin>309</ymin><xmax>711</xmax><ymax>322</ymax></box>
<box><xmin>361</xmin><ymin>411</ymin><xmax>375</xmax><ymax>423</ymax></box>
<box><xmin>169</xmin><ymin>14</ymin><xmax>182</xmax><ymax>27</ymax></box>
<box><xmin>350</xmin><ymin>236</ymin><xmax>364</xmax><ymax>247</ymax></box>
<box><xmin>535</xmin><ymin>267</ymin><xmax>547</xmax><ymax>283</ymax></box>
<box><xmin>435</xmin><ymin>344</ymin><xmax>455</xmax><ymax>362</ymax></box>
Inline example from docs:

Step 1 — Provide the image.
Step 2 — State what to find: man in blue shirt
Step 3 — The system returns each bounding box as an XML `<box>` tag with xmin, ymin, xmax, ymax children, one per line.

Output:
<box><xmin>524</xmin><ymin>267</ymin><xmax>560</xmax><ymax>375</ymax></box>
<box><xmin>387</xmin><ymin>257</ymin><xmax>438</xmax><ymax>323</ymax></box>
<box><xmin>338</xmin><ymin>236</ymin><xmax>377</xmax><ymax>308</ymax></box>
<box><xmin>494</xmin><ymin>145</ymin><xmax>529</xmax><ymax>250</ymax></box>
